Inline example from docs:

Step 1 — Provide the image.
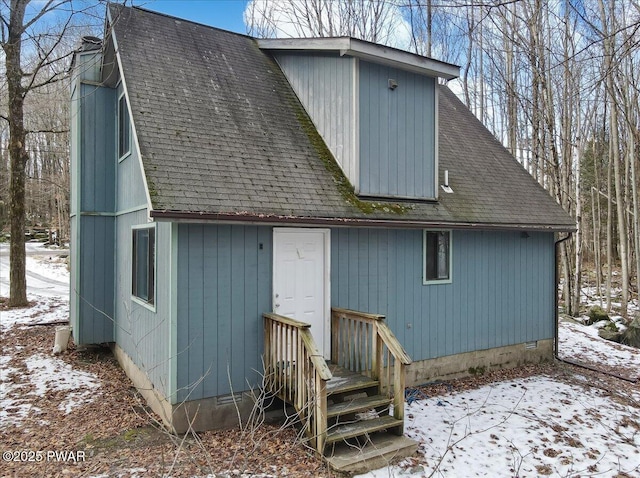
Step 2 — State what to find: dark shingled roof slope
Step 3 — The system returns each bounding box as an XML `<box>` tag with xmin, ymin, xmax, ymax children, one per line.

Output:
<box><xmin>109</xmin><ymin>5</ymin><xmax>575</xmax><ymax>231</ymax></box>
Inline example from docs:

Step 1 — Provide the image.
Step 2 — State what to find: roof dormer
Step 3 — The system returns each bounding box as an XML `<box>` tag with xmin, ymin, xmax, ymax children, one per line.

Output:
<box><xmin>259</xmin><ymin>38</ymin><xmax>459</xmax><ymax>202</ymax></box>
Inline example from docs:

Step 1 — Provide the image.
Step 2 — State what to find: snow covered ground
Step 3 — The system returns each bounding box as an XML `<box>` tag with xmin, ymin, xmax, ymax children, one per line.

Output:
<box><xmin>2</xmin><ymin>253</ymin><xmax>639</xmax><ymax>477</ymax></box>
<box><xmin>0</xmin><ymin>241</ymin><xmax>69</xmax><ymax>299</ymax></box>
<box><xmin>559</xmin><ymin>320</ymin><xmax>640</xmax><ymax>381</ymax></box>
<box><xmin>0</xmin><ymin>245</ymin><xmax>99</xmax><ymax>429</ymax></box>
<box><xmin>357</xmin><ymin>296</ymin><xmax>640</xmax><ymax>477</ymax></box>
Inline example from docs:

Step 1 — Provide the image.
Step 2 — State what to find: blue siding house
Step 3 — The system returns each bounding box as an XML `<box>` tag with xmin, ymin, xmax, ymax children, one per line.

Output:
<box><xmin>70</xmin><ymin>5</ymin><xmax>575</xmax><ymax>440</ymax></box>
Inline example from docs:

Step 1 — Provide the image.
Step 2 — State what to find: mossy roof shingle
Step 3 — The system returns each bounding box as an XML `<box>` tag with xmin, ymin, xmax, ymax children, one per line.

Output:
<box><xmin>109</xmin><ymin>5</ymin><xmax>575</xmax><ymax>231</ymax></box>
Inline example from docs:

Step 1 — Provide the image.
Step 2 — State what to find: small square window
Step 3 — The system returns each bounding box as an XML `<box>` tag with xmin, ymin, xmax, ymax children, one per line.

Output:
<box><xmin>424</xmin><ymin>230</ymin><xmax>451</xmax><ymax>284</ymax></box>
<box><xmin>118</xmin><ymin>94</ymin><xmax>131</xmax><ymax>159</ymax></box>
<box><xmin>132</xmin><ymin>227</ymin><xmax>155</xmax><ymax>305</ymax></box>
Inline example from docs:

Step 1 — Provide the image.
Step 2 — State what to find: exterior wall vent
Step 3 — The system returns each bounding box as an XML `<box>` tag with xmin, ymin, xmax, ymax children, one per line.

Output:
<box><xmin>525</xmin><ymin>341</ymin><xmax>538</xmax><ymax>350</ymax></box>
<box><xmin>217</xmin><ymin>392</ymin><xmax>243</xmax><ymax>405</ymax></box>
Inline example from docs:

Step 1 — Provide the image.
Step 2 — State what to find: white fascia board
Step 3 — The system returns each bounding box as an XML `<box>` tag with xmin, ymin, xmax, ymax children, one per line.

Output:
<box><xmin>257</xmin><ymin>37</ymin><xmax>460</xmax><ymax>80</ymax></box>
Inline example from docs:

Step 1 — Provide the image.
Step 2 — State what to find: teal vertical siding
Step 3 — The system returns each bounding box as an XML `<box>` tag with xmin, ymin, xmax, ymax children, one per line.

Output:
<box><xmin>76</xmin><ymin>216</ymin><xmax>114</xmax><ymax>343</ymax></box>
<box><xmin>116</xmin><ymin>82</ymin><xmax>147</xmax><ymax>211</ymax></box>
<box><xmin>70</xmin><ymin>59</ymin><xmax>170</xmax><ymax>395</ymax></box>
<box><xmin>75</xmin><ymin>51</ymin><xmax>102</xmax><ymax>83</ymax></box>
<box><xmin>113</xmin><ymin>213</ymin><xmax>172</xmax><ymax>397</ymax></box>
<box><xmin>111</xmin><ymin>69</ymin><xmax>170</xmax><ymax>396</ymax></box>
<box><xmin>70</xmin><ymin>82</ymin><xmax>116</xmax><ymax>345</ymax></box>
<box><xmin>80</xmin><ymin>85</ymin><xmax>116</xmax><ymax>213</ymax></box>
<box><xmin>273</xmin><ymin>52</ymin><xmax>357</xmax><ymax>185</ymax></box>
<box><xmin>359</xmin><ymin>61</ymin><xmax>436</xmax><ymax>199</ymax></box>
<box><xmin>173</xmin><ymin>225</ymin><xmax>553</xmax><ymax>403</ymax></box>
<box><xmin>116</xmin><ymin>150</ymin><xmax>147</xmax><ymax>210</ymax></box>
<box><xmin>330</xmin><ymin>228</ymin><xmax>555</xmax><ymax>361</ymax></box>
<box><xmin>176</xmin><ymin>224</ymin><xmax>272</xmax><ymax>402</ymax></box>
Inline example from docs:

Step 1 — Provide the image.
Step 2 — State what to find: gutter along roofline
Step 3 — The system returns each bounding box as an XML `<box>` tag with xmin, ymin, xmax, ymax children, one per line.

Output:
<box><xmin>150</xmin><ymin>210</ymin><xmax>577</xmax><ymax>233</ymax></box>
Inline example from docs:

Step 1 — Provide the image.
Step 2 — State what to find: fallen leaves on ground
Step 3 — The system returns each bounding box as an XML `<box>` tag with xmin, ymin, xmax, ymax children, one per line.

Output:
<box><xmin>0</xmin><ymin>321</ymin><xmax>329</xmax><ymax>477</ymax></box>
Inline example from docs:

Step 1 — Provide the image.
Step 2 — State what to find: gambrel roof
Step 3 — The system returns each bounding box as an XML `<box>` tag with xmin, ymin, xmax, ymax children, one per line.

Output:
<box><xmin>107</xmin><ymin>5</ymin><xmax>575</xmax><ymax>232</ymax></box>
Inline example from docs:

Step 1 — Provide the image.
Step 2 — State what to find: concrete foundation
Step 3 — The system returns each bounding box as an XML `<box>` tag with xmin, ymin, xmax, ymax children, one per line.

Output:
<box><xmin>112</xmin><ymin>344</ymin><xmax>175</xmax><ymax>429</ymax></box>
<box><xmin>113</xmin><ymin>339</ymin><xmax>553</xmax><ymax>433</ymax></box>
<box><xmin>170</xmin><ymin>393</ymin><xmax>257</xmax><ymax>433</ymax></box>
<box><xmin>405</xmin><ymin>339</ymin><xmax>554</xmax><ymax>386</ymax></box>
<box><xmin>112</xmin><ymin>344</ymin><xmax>258</xmax><ymax>433</ymax></box>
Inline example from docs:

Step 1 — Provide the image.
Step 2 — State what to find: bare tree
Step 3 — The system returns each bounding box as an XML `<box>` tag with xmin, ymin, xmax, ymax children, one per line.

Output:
<box><xmin>245</xmin><ymin>0</ymin><xmax>409</xmax><ymax>48</ymax></box>
<box><xmin>1</xmin><ymin>0</ymin><xmax>102</xmax><ymax>306</ymax></box>
<box><xmin>398</xmin><ymin>0</ymin><xmax>640</xmax><ymax>318</ymax></box>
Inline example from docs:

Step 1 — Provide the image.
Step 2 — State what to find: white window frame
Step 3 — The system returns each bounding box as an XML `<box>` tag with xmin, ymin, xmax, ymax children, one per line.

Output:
<box><xmin>423</xmin><ymin>229</ymin><xmax>452</xmax><ymax>285</ymax></box>
<box><xmin>131</xmin><ymin>223</ymin><xmax>156</xmax><ymax>311</ymax></box>
<box><xmin>117</xmin><ymin>91</ymin><xmax>131</xmax><ymax>161</ymax></box>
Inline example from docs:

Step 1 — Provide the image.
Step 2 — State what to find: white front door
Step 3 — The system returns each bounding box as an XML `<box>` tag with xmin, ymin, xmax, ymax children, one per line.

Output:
<box><xmin>273</xmin><ymin>228</ymin><xmax>330</xmax><ymax>358</ymax></box>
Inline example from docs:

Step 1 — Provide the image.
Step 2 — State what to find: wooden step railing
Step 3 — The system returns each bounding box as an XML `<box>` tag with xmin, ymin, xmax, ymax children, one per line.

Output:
<box><xmin>331</xmin><ymin>307</ymin><xmax>412</xmax><ymax>433</ymax></box>
<box><xmin>263</xmin><ymin>313</ymin><xmax>332</xmax><ymax>453</ymax></box>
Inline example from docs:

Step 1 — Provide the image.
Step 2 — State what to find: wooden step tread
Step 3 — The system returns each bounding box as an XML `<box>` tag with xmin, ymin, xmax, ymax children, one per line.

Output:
<box><xmin>326</xmin><ymin>367</ymin><xmax>379</xmax><ymax>394</ymax></box>
<box><xmin>327</xmin><ymin>395</ymin><xmax>391</xmax><ymax>418</ymax></box>
<box><xmin>325</xmin><ymin>434</ymin><xmax>419</xmax><ymax>474</ymax></box>
<box><xmin>326</xmin><ymin>415</ymin><xmax>403</xmax><ymax>444</ymax></box>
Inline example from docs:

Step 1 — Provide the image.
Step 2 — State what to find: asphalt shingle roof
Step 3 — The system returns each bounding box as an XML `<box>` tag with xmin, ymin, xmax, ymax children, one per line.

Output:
<box><xmin>109</xmin><ymin>5</ymin><xmax>575</xmax><ymax>231</ymax></box>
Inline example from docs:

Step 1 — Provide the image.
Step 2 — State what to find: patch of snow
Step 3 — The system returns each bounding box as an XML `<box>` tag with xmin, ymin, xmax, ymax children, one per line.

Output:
<box><xmin>0</xmin><ymin>242</ymin><xmax>69</xmax><ymax>298</ymax></box>
<box><xmin>0</xmin><ymin>296</ymin><xmax>68</xmax><ymax>331</ymax></box>
<box><xmin>24</xmin><ymin>354</ymin><xmax>100</xmax><ymax>414</ymax></box>
<box><xmin>559</xmin><ymin>321</ymin><xmax>640</xmax><ymax>379</ymax></box>
<box><xmin>357</xmin><ymin>308</ymin><xmax>640</xmax><ymax>478</ymax></box>
<box><xmin>576</xmin><ymin>315</ymin><xmax>589</xmax><ymax>324</ymax></box>
<box><xmin>0</xmin><ymin>354</ymin><xmax>12</xmax><ymax>381</ymax></box>
<box><xmin>0</xmin><ymin>355</ymin><xmax>40</xmax><ymax>427</ymax></box>
<box><xmin>358</xmin><ymin>377</ymin><xmax>640</xmax><ymax>478</ymax></box>
<box><xmin>0</xmin><ymin>351</ymin><xmax>102</xmax><ymax>427</ymax></box>
<box><xmin>26</xmin><ymin>254</ymin><xmax>69</xmax><ymax>284</ymax></box>
<box><xmin>0</xmin><ymin>399</ymin><xmax>39</xmax><ymax>427</ymax></box>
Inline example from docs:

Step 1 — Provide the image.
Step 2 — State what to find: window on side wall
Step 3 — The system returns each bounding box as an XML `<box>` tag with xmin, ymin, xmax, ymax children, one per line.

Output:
<box><xmin>118</xmin><ymin>93</ymin><xmax>131</xmax><ymax>159</ymax></box>
<box><xmin>132</xmin><ymin>226</ymin><xmax>155</xmax><ymax>305</ymax></box>
<box><xmin>423</xmin><ymin>230</ymin><xmax>451</xmax><ymax>284</ymax></box>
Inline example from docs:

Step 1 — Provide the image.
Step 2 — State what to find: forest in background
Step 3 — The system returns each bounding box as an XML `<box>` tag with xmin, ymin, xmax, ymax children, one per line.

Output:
<box><xmin>246</xmin><ymin>0</ymin><xmax>640</xmax><ymax>318</ymax></box>
<box><xmin>2</xmin><ymin>0</ymin><xmax>639</xmax><ymax>317</ymax></box>
<box><xmin>0</xmin><ymin>0</ymin><xmax>101</xmax><ymax>249</ymax></box>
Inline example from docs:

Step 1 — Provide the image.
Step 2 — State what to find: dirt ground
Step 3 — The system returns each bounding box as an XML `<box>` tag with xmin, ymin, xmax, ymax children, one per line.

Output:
<box><xmin>2</xmin><ymin>308</ymin><xmax>639</xmax><ymax>477</ymax></box>
<box><xmin>0</xmin><ymin>322</ymin><xmax>329</xmax><ymax>477</ymax></box>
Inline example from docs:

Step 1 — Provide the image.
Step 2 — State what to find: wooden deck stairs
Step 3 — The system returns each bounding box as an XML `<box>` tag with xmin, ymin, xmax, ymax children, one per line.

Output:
<box><xmin>264</xmin><ymin>308</ymin><xmax>417</xmax><ymax>474</ymax></box>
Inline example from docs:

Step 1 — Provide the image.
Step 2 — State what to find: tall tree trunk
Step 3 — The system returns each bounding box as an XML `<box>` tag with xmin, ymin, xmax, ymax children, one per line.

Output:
<box><xmin>606</xmin><ymin>66</ymin><xmax>629</xmax><ymax>317</ymax></box>
<box><xmin>572</xmin><ymin>138</ymin><xmax>583</xmax><ymax>315</ymax></box>
<box><xmin>630</xmin><ymin>130</ymin><xmax>639</xmax><ymax>301</ymax></box>
<box><xmin>5</xmin><ymin>0</ymin><xmax>28</xmax><ymax>306</ymax></box>
<box><xmin>606</xmin><ymin>135</ymin><xmax>613</xmax><ymax>312</ymax></box>
<box><xmin>592</xmin><ymin>187</ymin><xmax>602</xmax><ymax>305</ymax></box>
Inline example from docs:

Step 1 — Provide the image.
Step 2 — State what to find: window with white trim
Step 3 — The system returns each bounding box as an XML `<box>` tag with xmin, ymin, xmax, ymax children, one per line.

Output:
<box><xmin>423</xmin><ymin>230</ymin><xmax>451</xmax><ymax>284</ymax></box>
<box><xmin>132</xmin><ymin>226</ymin><xmax>155</xmax><ymax>305</ymax></box>
<box><xmin>118</xmin><ymin>93</ymin><xmax>131</xmax><ymax>159</ymax></box>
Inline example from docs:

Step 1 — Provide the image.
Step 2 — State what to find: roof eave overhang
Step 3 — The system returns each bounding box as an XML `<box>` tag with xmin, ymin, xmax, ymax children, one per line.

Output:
<box><xmin>257</xmin><ymin>37</ymin><xmax>460</xmax><ymax>80</ymax></box>
<box><xmin>150</xmin><ymin>210</ymin><xmax>576</xmax><ymax>233</ymax></box>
